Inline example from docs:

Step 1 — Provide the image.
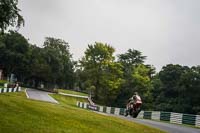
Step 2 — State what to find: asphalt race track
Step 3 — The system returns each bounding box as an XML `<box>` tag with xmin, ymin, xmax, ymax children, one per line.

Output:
<box><xmin>115</xmin><ymin>115</ymin><xmax>200</xmax><ymax>133</ymax></box>
<box><xmin>26</xmin><ymin>88</ymin><xmax>58</xmax><ymax>104</ymax></box>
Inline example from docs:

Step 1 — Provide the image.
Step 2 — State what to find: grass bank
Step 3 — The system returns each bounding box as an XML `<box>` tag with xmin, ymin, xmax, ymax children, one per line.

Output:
<box><xmin>58</xmin><ymin>89</ymin><xmax>88</xmax><ymax>96</ymax></box>
<box><xmin>0</xmin><ymin>91</ymin><xmax>165</xmax><ymax>133</ymax></box>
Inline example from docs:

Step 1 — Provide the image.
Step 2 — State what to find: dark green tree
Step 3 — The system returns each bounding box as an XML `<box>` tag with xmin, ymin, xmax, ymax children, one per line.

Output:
<box><xmin>118</xmin><ymin>49</ymin><xmax>146</xmax><ymax>66</ymax></box>
<box><xmin>27</xmin><ymin>45</ymin><xmax>51</xmax><ymax>88</ymax></box>
<box><xmin>0</xmin><ymin>31</ymin><xmax>29</xmax><ymax>82</ymax></box>
<box><xmin>153</xmin><ymin>64</ymin><xmax>184</xmax><ymax>112</ymax></box>
<box><xmin>43</xmin><ymin>37</ymin><xmax>74</xmax><ymax>89</ymax></box>
<box><xmin>116</xmin><ymin>49</ymin><xmax>152</xmax><ymax>108</ymax></box>
<box><xmin>178</xmin><ymin>66</ymin><xmax>200</xmax><ymax>114</ymax></box>
<box><xmin>0</xmin><ymin>0</ymin><xmax>24</xmax><ymax>33</ymax></box>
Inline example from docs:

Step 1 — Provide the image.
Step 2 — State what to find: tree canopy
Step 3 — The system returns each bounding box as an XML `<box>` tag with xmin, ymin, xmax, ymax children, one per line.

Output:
<box><xmin>0</xmin><ymin>0</ymin><xmax>24</xmax><ymax>33</ymax></box>
<box><xmin>79</xmin><ymin>42</ymin><xmax>123</xmax><ymax>105</ymax></box>
<box><xmin>152</xmin><ymin>64</ymin><xmax>200</xmax><ymax>114</ymax></box>
<box><xmin>0</xmin><ymin>31</ymin><xmax>74</xmax><ymax>90</ymax></box>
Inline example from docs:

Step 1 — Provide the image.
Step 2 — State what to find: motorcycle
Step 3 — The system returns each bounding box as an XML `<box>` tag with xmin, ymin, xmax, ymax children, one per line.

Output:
<box><xmin>125</xmin><ymin>102</ymin><xmax>141</xmax><ymax>118</ymax></box>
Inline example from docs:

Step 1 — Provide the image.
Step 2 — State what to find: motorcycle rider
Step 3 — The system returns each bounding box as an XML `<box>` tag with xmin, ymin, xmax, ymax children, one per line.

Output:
<box><xmin>125</xmin><ymin>92</ymin><xmax>142</xmax><ymax>116</ymax></box>
<box><xmin>132</xmin><ymin>92</ymin><xmax>142</xmax><ymax>111</ymax></box>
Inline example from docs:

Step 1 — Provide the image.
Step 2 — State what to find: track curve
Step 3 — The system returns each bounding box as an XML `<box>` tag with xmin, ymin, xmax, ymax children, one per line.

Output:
<box><xmin>114</xmin><ymin>115</ymin><xmax>200</xmax><ymax>133</ymax></box>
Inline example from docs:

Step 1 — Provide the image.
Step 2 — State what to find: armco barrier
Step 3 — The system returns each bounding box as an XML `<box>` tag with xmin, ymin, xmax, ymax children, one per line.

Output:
<box><xmin>152</xmin><ymin>111</ymin><xmax>160</xmax><ymax>120</ymax></box>
<box><xmin>182</xmin><ymin>114</ymin><xmax>196</xmax><ymax>126</ymax></box>
<box><xmin>77</xmin><ymin>101</ymin><xmax>200</xmax><ymax>128</ymax></box>
<box><xmin>196</xmin><ymin>115</ymin><xmax>200</xmax><ymax>127</ymax></box>
<box><xmin>0</xmin><ymin>87</ymin><xmax>21</xmax><ymax>93</ymax></box>
<box><xmin>160</xmin><ymin>112</ymin><xmax>171</xmax><ymax>122</ymax></box>
<box><xmin>143</xmin><ymin>111</ymin><xmax>152</xmax><ymax>119</ymax></box>
<box><xmin>140</xmin><ymin>111</ymin><xmax>200</xmax><ymax>127</ymax></box>
<box><xmin>170</xmin><ymin>112</ymin><xmax>182</xmax><ymax>124</ymax></box>
<box><xmin>77</xmin><ymin>101</ymin><xmax>125</xmax><ymax>116</ymax></box>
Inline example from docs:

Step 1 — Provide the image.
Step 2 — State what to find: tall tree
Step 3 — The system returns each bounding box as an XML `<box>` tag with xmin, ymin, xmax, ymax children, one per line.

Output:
<box><xmin>153</xmin><ymin>64</ymin><xmax>189</xmax><ymax>112</ymax></box>
<box><xmin>178</xmin><ymin>66</ymin><xmax>200</xmax><ymax>114</ymax></box>
<box><xmin>43</xmin><ymin>37</ymin><xmax>74</xmax><ymax>89</ymax></box>
<box><xmin>132</xmin><ymin>64</ymin><xmax>153</xmax><ymax>109</ymax></box>
<box><xmin>118</xmin><ymin>49</ymin><xmax>147</xmax><ymax>91</ymax></box>
<box><xmin>118</xmin><ymin>49</ymin><xmax>146</xmax><ymax>66</ymax></box>
<box><xmin>27</xmin><ymin>45</ymin><xmax>51</xmax><ymax>88</ymax></box>
<box><xmin>0</xmin><ymin>0</ymin><xmax>24</xmax><ymax>33</ymax></box>
<box><xmin>0</xmin><ymin>31</ymin><xmax>29</xmax><ymax>81</ymax></box>
<box><xmin>80</xmin><ymin>42</ymin><xmax>123</xmax><ymax>105</ymax></box>
<box><xmin>116</xmin><ymin>49</ymin><xmax>150</xmax><ymax>108</ymax></box>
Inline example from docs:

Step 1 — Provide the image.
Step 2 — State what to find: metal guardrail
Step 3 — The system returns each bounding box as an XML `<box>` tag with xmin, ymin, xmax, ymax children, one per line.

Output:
<box><xmin>77</xmin><ymin>101</ymin><xmax>200</xmax><ymax>128</ymax></box>
<box><xmin>137</xmin><ymin>110</ymin><xmax>200</xmax><ymax>127</ymax></box>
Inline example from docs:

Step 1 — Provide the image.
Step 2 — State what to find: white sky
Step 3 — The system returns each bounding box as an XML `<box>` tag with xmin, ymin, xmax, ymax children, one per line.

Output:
<box><xmin>17</xmin><ymin>0</ymin><xmax>200</xmax><ymax>71</ymax></box>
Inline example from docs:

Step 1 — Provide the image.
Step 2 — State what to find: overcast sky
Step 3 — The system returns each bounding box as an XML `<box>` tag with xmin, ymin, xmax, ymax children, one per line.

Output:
<box><xmin>17</xmin><ymin>0</ymin><xmax>200</xmax><ymax>71</ymax></box>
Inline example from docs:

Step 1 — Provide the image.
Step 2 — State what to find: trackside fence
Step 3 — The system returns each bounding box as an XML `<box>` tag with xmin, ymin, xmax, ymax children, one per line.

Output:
<box><xmin>77</xmin><ymin>101</ymin><xmax>126</xmax><ymax>116</ymax></box>
<box><xmin>77</xmin><ymin>101</ymin><xmax>200</xmax><ymax>128</ymax></box>
<box><xmin>138</xmin><ymin>111</ymin><xmax>200</xmax><ymax>127</ymax></box>
<box><xmin>0</xmin><ymin>87</ymin><xmax>21</xmax><ymax>93</ymax></box>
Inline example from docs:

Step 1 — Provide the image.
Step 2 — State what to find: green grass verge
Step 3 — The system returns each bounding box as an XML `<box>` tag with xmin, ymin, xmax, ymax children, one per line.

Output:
<box><xmin>58</xmin><ymin>89</ymin><xmax>88</xmax><ymax>96</ymax></box>
<box><xmin>0</xmin><ymin>92</ymin><xmax>165</xmax><ymax>133</ymax></box>
<box><xmin>0</xmin><ymin>80</ymin><xmax>7</xmax><ymax>87</ymax></box>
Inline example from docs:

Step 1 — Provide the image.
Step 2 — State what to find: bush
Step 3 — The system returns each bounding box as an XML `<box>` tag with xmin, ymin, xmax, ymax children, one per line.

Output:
<box><xmin>0</xmin><ymin>80</ymin><xmax>8</xmax><ymax>86</ymax></box>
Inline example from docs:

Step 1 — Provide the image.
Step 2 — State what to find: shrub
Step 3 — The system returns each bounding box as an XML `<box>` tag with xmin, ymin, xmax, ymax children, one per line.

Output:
<box><xmin>0</xmin><ymin>80</ymin><xmax>8</xmax><ymax>86</ymax></box>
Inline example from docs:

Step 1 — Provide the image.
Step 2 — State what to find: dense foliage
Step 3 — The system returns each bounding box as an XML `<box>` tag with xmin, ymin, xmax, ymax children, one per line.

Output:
<box><xmin>0</xmin><ymin>31</ymin><xmax>74</xmax><ymax>89</ymax></box>
<box><xmin>152</xmin><ymin>64</ymin><xmax>200</xmax><ymax>114</ymax></box>
<box><xmin>78</xmin><ymin>42</ymin><xmax>123</xmax><ymax>105</ymax></box>
<box><xmin>0</xmin><ymin>31</ymin><xmax>200</xmax><ymax>114</ymax></box>
<box><xmin>0</xmin><ymin>0</ymin><xmax>24</xmax><ymax>33</ymax></box>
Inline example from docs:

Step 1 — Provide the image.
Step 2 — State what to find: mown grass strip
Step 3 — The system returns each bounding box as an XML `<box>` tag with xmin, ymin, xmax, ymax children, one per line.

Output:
<box><xmin>0</xmin><ymin>92</ymin><xmax>165</xmax><ymax>133</ymax></box>
<box><xmin>58</xmin><ymin>89</ymin><xmax>88</xmax><ymax>96</ymax></box>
